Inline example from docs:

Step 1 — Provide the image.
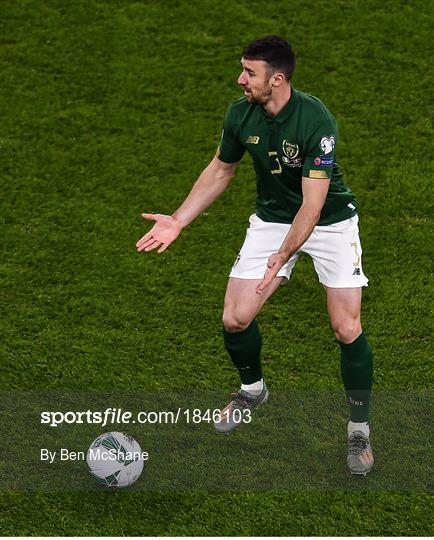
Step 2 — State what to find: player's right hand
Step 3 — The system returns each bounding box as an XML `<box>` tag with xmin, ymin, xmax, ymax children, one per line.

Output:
<box><xmin>136</xmin><ymin>213</ymin><xmax>182</xmax><ymax>254</ymax></box>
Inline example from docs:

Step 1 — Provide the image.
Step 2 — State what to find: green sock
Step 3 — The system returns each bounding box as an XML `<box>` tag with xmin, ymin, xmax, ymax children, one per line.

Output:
<box><xmin>223</xmin><ymin>320</ymin><xmax>263</xmax><ymax>384</ymax></box>
<box><xmin>339</xmin><ymin>331</ymin><xmax>373</xmax><ymax>422</ymax></box>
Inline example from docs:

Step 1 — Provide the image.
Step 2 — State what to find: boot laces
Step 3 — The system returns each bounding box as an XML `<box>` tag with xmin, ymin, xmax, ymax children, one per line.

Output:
<box><xmin>230</xmin><ymin>391</ymin><xmax>255</xmax><ymax>409</ymax></box>
<box><xmin>348</xmin><ymin>433</ymin><xmax>368</xmax><ymax>455</ymax></box>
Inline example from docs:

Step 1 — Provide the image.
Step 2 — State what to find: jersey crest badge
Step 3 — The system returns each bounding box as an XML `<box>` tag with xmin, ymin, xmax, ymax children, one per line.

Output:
<box><xmin>282</xmin><ymin>140</ymin><xmax>299</xmax><ymax>159</ymax></box>
<box><xmin>319</xmin><ymin>135</ymin><xmax>335</xmax><ymax>155</ymax></box>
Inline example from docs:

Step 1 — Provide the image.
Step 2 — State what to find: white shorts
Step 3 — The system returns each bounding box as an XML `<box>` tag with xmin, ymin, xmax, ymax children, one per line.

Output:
<box><xmin>229</xmin><ymin>214</ymin><xmax>369</xmax><ymax>288</ymax></box>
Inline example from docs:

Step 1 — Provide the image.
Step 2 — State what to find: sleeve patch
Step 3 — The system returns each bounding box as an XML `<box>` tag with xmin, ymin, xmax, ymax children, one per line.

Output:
<box><xmin>302</xmin><ymin>120</ymin><xmax>337</xmax><ymax>179</ymax></box>
<box><xmin>319</xmin><ymin>135</ymin><xmax>335</xmax><ymax>155</ymax></box>
<box><xmin>314</xmin><ymin>156</ymin><xmax>334</xmax><ymax>166</ymax></box>
<box><xmin>309</xmin><ymin>170</ymin><xmax>330</xmax><ymax>179</ymax></box>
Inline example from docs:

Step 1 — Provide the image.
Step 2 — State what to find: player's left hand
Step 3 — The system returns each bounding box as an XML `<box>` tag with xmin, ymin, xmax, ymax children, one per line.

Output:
<box><xmin>256</xmin><ymin>252</ymin><xmax>287</xmax><ymax>295</ymax></box>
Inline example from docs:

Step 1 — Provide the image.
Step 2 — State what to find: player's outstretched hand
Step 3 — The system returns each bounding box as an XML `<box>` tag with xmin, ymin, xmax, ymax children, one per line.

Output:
<box><xmin>136</xmin><ymin>213</ymin><xmax>182</xmax><ymax>254</ymax></box>
<box><xmin>256</xmin><ymin>252</ymin><xmax>286</xmax><ymax>294</ymax></box>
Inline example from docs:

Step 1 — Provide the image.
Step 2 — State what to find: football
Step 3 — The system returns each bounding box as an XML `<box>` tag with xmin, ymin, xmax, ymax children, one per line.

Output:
<box><xmin>86</xmin><ymin>432</ymin><xmax>145</xmax><ymax>488</ymax></box>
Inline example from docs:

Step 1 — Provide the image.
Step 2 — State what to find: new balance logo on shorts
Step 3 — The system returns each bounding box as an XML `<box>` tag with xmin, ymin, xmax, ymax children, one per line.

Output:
<box><xmin>353</xmin><ymin>268</ymin><xmax>361</xmax><ymax>275</ymax></box>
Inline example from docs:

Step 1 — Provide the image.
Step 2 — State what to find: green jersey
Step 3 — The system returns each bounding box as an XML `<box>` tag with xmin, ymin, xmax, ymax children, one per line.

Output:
<box><xmin>217</xmin><ymin>88</ymin><xmax>357</xmax><ymax>225</ymax></box>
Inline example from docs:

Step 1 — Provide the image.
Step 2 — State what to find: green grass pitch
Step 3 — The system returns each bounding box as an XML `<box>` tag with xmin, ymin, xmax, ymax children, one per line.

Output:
<box><xmin>0</xmin><ymin>0</ymin><xmax>432</xmax><ymax>535</ymax></box>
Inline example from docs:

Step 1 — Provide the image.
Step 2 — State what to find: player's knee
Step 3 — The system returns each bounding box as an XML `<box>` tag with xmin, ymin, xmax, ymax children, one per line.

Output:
<box><xmin>222</xmin><ymin>310</ymin><xmax>252</xmax><ymax>333</ymax></box>
<box><xmin>332</xmin><ymin>318</ymin><xmax>362</xmax><ymax>343</ymax></box>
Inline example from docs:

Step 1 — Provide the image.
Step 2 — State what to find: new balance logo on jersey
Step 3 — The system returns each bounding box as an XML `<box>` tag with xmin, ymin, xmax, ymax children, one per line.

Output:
<box><xmin>353</xmin><ymin>268</ymin><xmax>361</xmax><ymax>275</ymax></box>
<box><xmin>246</xmin><ymin>135</ymin><xmax>260</xmax><ymax>144</ymax></box>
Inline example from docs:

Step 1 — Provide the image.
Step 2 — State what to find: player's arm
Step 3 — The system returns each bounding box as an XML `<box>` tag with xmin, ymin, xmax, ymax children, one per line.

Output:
<box><xmin>276</xmin><ymin>175</ymin><xmax>329</xmax><ymax>259</ymax></box>
<box><xmin>257</xmin><ymin>114</ymin><xmax>338</xmax><ymax>293</ymax></box>
<box><xmin>256</xmin><ymin>176</ymin><xmax>329</xmax><ymax>293</ymax></box>
<box><xmin>172</xmin><ymin>156</ymin><xmax>238</xmax><ymax>228</ymax></box>
<box><xmin>136</xmin><ymin>156</ymin><xmax>238</xmax><ymax>253</ymax></box>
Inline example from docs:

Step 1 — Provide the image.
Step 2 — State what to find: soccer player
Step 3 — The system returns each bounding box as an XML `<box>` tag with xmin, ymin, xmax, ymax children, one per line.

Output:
<box><xmin>136</xmin><ymin>36</ymin><xmax>374</xmax><ymax>475</ymax></box>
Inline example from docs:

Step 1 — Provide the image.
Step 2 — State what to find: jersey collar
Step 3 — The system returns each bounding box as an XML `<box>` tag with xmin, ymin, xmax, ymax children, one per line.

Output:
<box><xmin>261</xmin><ymin>86</ymin><xmax>299</xmax><ymax>123</ymax></box>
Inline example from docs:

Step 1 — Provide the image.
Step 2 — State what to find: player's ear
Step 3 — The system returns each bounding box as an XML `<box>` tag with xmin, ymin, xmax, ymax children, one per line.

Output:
<box><xmin>271</xmin><ymin>72</ymin><xmax>285</xmax><ymax>87</ymax></box>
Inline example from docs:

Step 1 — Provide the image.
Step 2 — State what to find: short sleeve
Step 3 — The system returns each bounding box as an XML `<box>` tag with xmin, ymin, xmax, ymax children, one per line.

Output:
<box><xmin>302</xmin><ymin>118</ymin><xmax>338</xmax><ymax>180</ymax></box>
<box><xmin>216</xmin><ymin>105</ymin><xmax>245</xmax><ymax>163</ymax></box>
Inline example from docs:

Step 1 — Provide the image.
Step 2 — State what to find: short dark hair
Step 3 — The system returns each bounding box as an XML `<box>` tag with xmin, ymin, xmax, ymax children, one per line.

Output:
<box><xmin>242</xmin><ymin>35</ymin><xmax>296</xmax><ymax>81</ymax></box>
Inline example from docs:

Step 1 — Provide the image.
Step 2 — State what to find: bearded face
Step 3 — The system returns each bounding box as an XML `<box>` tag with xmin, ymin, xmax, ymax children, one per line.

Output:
<box><xmin>237</xmin><ymin>58</ymin><xmax>275</xmax><ymax>105</ymax></box>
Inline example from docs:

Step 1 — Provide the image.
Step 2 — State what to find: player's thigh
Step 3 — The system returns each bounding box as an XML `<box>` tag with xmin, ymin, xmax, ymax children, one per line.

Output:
<box><xmin>223</xmin><ymin>277</ymin><xmax>284</xmax><ymax>331</ymax></box>
<box><xmin>230</xmin><ymin>214</ymin><xmax>299</xmax><ymax>281</ymax></box>
<box><xmin>325</xmin><ymin>286</ymin><xmax>362</xmax><ymax>342</ymax></box>
<box><xmin>305</xmin><ymin>215</ymin><xmax>369</xmax><ymax>289</ymax></box>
